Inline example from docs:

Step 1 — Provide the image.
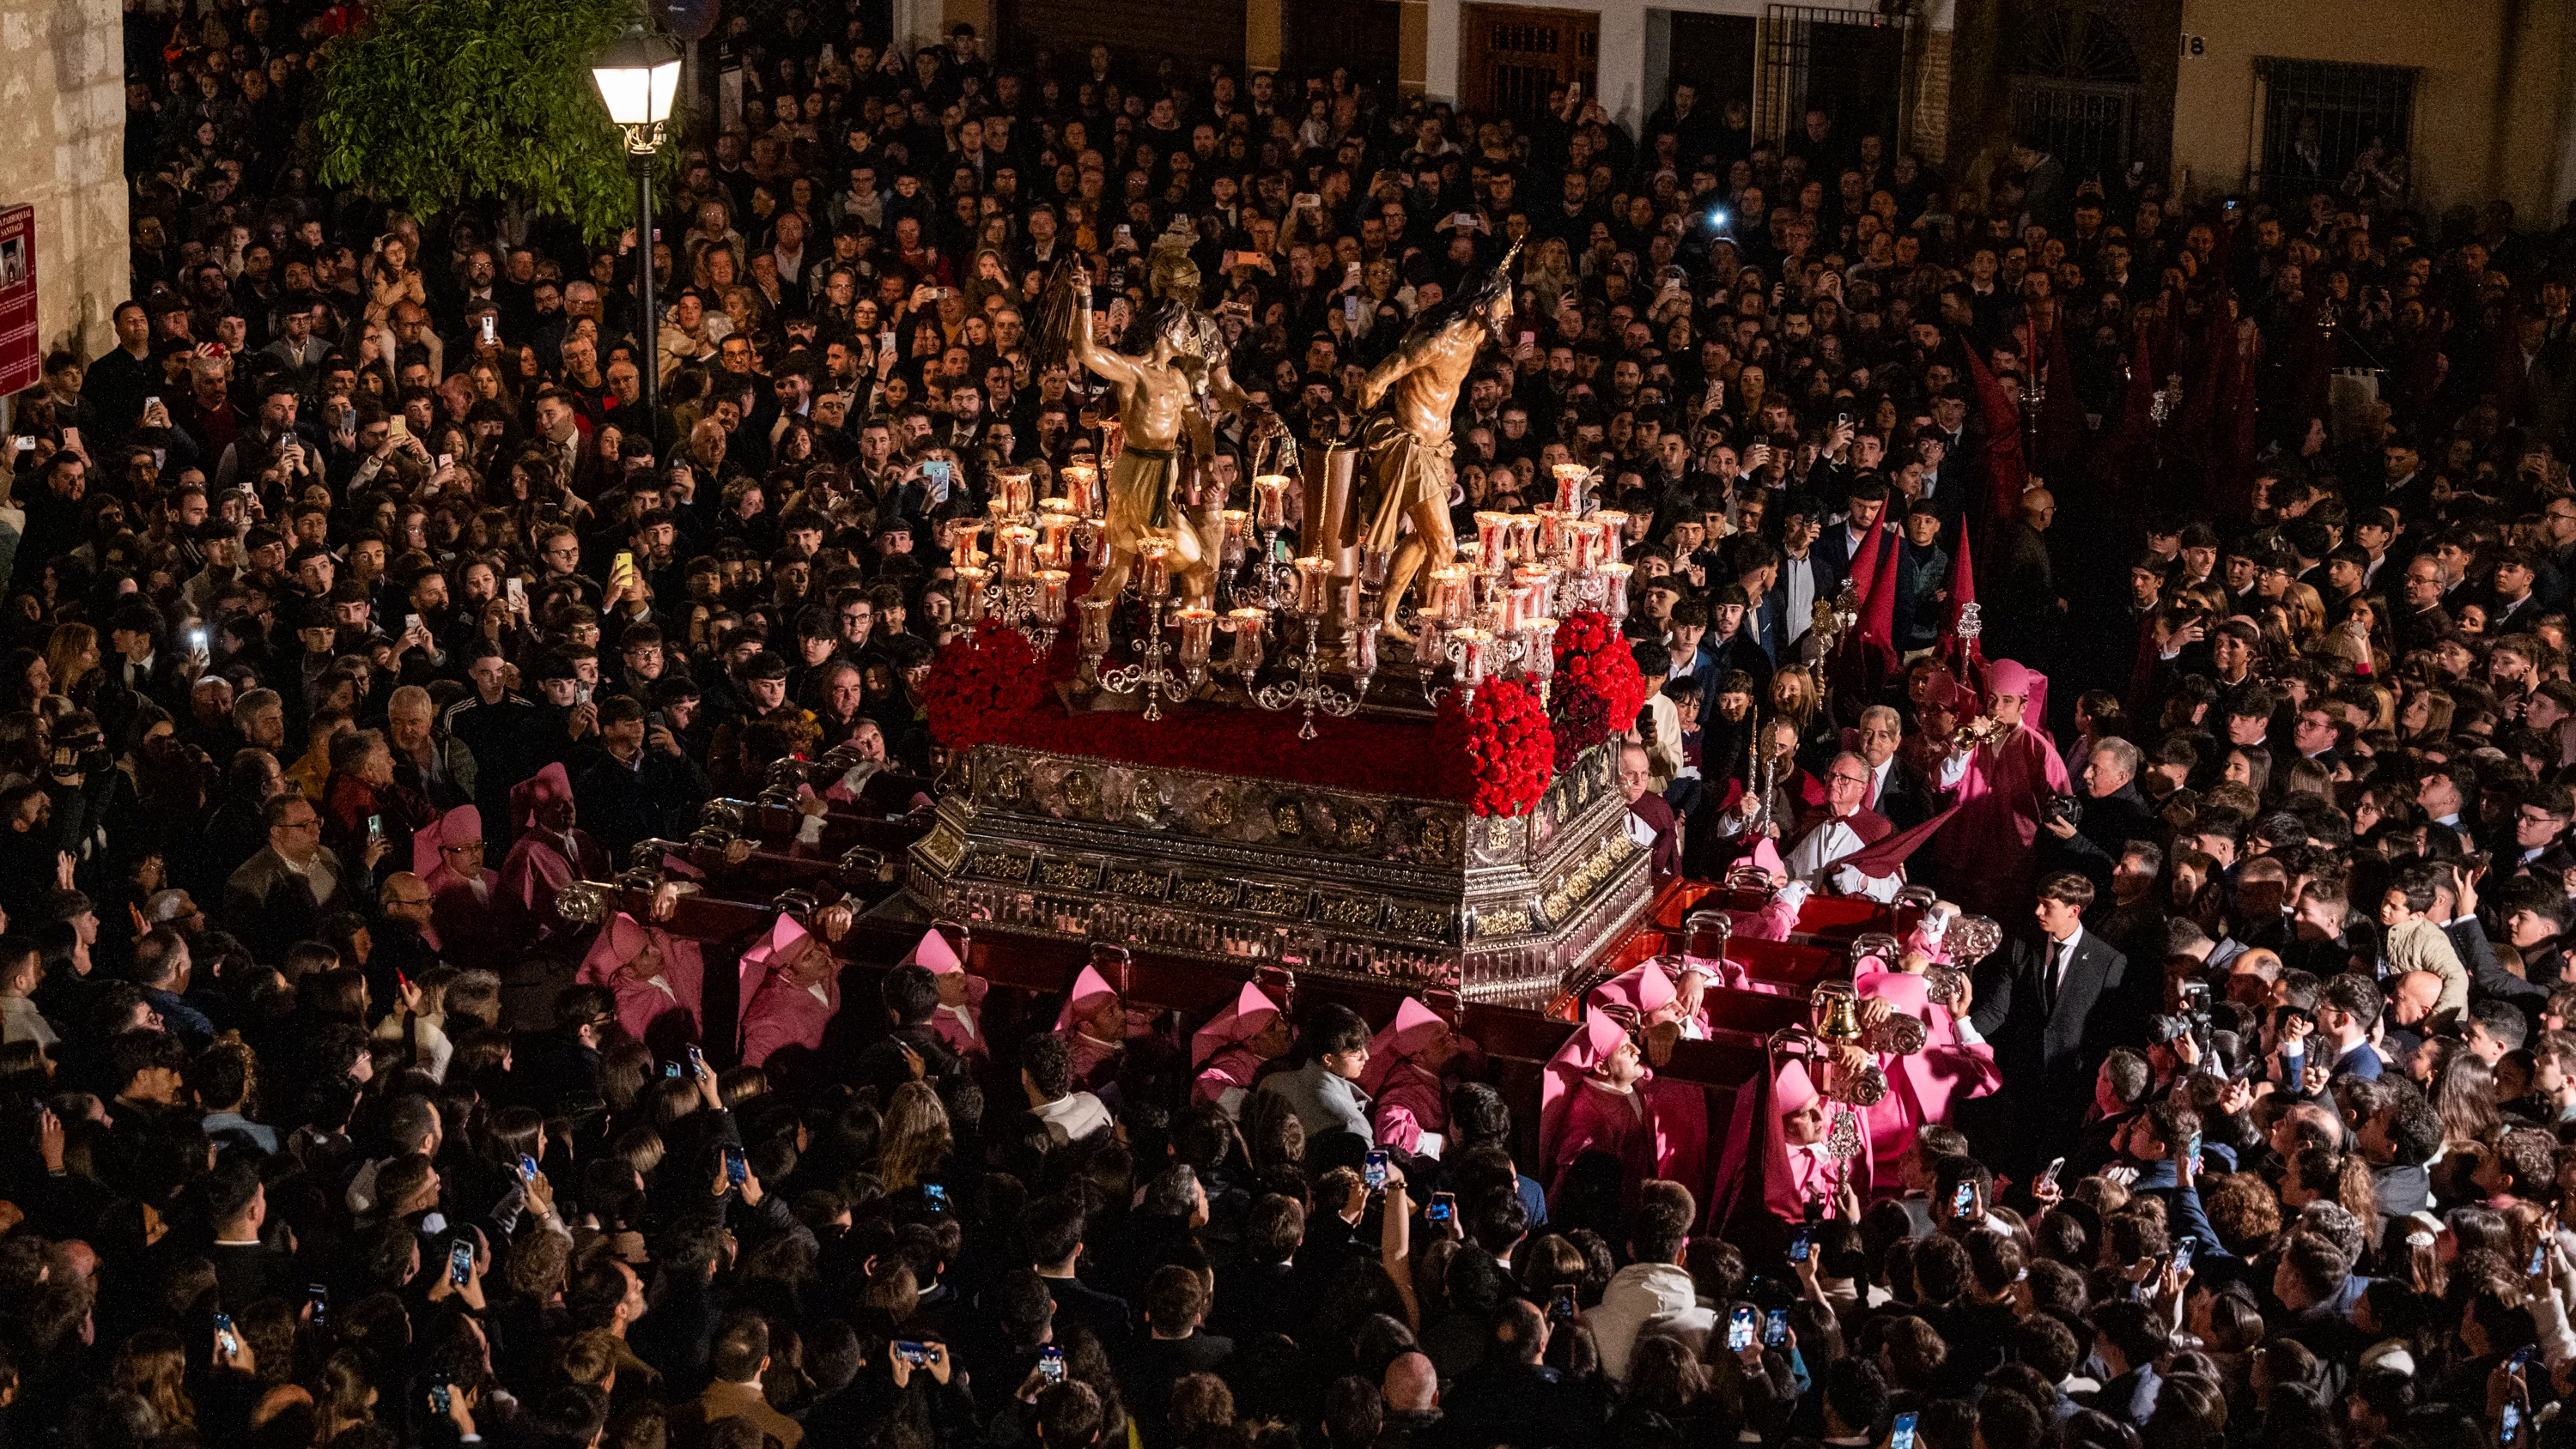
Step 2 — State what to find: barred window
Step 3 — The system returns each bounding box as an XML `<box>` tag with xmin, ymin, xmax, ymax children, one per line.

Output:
<box><xmin>2250</xmin><ymin>58</ymin><xmax>2416</xmax><ymax>206</ymax></box>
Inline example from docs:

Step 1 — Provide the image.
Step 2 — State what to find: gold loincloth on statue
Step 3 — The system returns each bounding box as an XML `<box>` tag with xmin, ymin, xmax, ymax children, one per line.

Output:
<box><xmin>1104</xmin><ymin>445</ymin><xmax>1205</xmax><ymax>567</ymax></box>
<box><xmin>1351</xmin><ymin>411</ymin><xmax>1455</xmax><ymax>555</ymax></box>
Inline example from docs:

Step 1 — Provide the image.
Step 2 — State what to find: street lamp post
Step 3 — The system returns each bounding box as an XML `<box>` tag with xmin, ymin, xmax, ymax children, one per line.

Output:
<box><xmin>591</xmin><ymin>21</ymin><xmax>682</xmax><ymax>444</ymax></box>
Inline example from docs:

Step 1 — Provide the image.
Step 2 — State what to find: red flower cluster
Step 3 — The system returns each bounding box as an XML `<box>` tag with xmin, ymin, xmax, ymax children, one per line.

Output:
<box><xmin>1441</xmin><ymin>677</ymin><xmax>1555</xmax><ymax>817</ymax></box>
<box><xmin>922</xmin><ymin>622</ymin><xmax>1050</xmax><ymax>750</ymax></box>
<box><xmin>1551</xmin><ymin>687</ymin><xmax>1607</xmax><ymax>772</ymax></box>
<box><xmin>1551</xmin><ymin>609</ymin><xmax>1648</xmax><ymax>754</ymax></box>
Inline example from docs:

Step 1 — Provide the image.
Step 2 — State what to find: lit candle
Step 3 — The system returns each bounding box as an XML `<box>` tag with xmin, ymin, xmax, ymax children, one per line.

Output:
<box><xmin>953</xmin><ymin>522</ymin><xmax>988</xmax><ymax>570</ymax></box>
<box><xmin>1293</xmin><ymin>555</ymin><xmax>1334</xmax><ymax>615</ymax></box>
<box><xmin>1506</xmin><ymin>514</ymin><xmax>1540</xmax><ymax>565</ymax></box>
<box><xmin>1139</xmin><ymin>540</ymin><xmax>1176</xmax><ymax>599</ymax></box>
<box><xmin>1448</xmin><ymin>627</ymin><xmax>1494</xmax><ymax>687</ymax></box>
<box><xmin>1428</xmin><ymin>565</ymin><xmax>1472</xmax><ymax>622</ymax></box>
<box><xmin>1059</xmin><ymin>464</ymin><xmax>1101</xmax><ymax>518</ymax></box>
<box><xmin>1176</xmin><ymin>607</ymin><xmax>1218</xmax><ymax>668</ymax></box>
<box><xmin>1568</xmin><ymin>519</ymin><xmax>1602</xmax><ymax>572</ymax></box>
<box><xmin>1592</xmin><ymin>510</ymin><xmax>1630</xmax><ymax>551</ymax></box>
<box><xmin>997</xmin><ymin>468</ymin><xmax>1036</xmax><ymax>518</ymax></box>
<box><xmin>1226</xmin><ymin>607</ymin><xmax>1269</xmax><ymax>674</ymax></box>
<box><xmin>1035</xmin><ymin>568</ymin><xmax>1070</xmax><ymax>621</ymax></box>
<box><xmin>1254</xmin><ymin>474</ymin><xmax>1291</xmax><ymax>529</ymax></box>
<box><xmin>1521</xmin><ymin>615</ymin><xmax>1558</xmax><ymax>682</ymax></box>
<box><xmin>1474</xmin><ymin>512</ymin><xmax>1513</xmax><ymax>572</ymax></box>
<box><xmin>1036</xmin><ymin>512</ymin><xmax>1076</xmax><ymax>569</ymax></box>
<box><xmin>1496</xmin><ymin>584</ymin><xmax>1528</xmax><ymax>636</ymax></box>
<box><xmin>1552</xmin><ymin>463</ymin><xmax>1589</xmax><ymax>515</ymax></box>
<box><xmin>1597</xmin><ymin>561</ymin><xmax>1634</xmax><ymax>623</ymax></box>
<box><xmin>1533</xmin><ymin>506</ymin><xmax>1567</xmax><ymax>561</ymax></box>
<box><xmin>1079</xmin><ymin>521</ymin><xmax>1109</xmax><ymax>569</ymax></box>
<box><xmin>999</xmin><ymin>524</ymin><xmax>1039</xmax><ymax>579</ymax></box>
<box><xmin>1346</xmin><ymin>620</ymin><xmax>1380</xmax><ymax>675</ymax></box>
<box><xmin>1076</xmin><ymin>596</ymin><xmax>1116</xmax><ymax>653</ymax></box>
<box><xmin>1513</xmin><ymin>565</ymin><xmax>1553</xmax><ymax>621</ymax></box>
<box><xmin>955</xmin><ymin>565</ymin><xmax>992</xmax><ymax>621</ymax></box>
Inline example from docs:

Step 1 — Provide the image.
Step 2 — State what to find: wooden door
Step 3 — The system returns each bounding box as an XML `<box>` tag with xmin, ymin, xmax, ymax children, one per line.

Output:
<box><xmin>1460</xmin><ymin>3</ymin><xmax>1597</xmax><ymax>130</ymax></box>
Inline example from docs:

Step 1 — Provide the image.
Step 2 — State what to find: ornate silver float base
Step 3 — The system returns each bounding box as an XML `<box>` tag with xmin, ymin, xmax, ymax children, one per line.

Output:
<box><xmin>900</xmin><ymin>740</ymin><xmax>1652</xmax><ymax>1009</ymax></box>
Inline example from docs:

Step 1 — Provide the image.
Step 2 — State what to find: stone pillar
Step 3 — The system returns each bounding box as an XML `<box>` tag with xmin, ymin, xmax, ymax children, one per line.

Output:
<box><xmin>0</xmin><ymin>0</ymin><xmax>128</xmax><ymax>362</ymax></box>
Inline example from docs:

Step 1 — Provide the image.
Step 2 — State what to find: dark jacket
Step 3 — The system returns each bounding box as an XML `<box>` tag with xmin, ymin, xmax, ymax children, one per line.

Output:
<box><xmin>572</xmin><ymin>743</ymin><xmax>714</xmax><ymax>861</ymax></box>
<box><xmin>1969</xmin><ymin>928</ymin><xmax>2138</xmax><ymax>1162</ymax></box>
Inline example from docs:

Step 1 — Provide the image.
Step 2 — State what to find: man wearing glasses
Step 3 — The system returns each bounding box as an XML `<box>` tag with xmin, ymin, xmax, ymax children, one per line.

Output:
<box><xmin>1783</xmin><ymin>752</ymin><xmax>1903</xmax><ymax>901</ymax></box>
<box><xmin>363</xmin><ymin>871</ymin><xmax>453</xmax><ymax>1052</ymax></box>
<box><xmin>2512</xmin><ymin>784</ymin><xmax>2576</xmax><ymax>882</ymax></box>
<box><xmin>220</xmin><ymin>796</ymin><xmax>363</xmax><ymax>962</ymax></box>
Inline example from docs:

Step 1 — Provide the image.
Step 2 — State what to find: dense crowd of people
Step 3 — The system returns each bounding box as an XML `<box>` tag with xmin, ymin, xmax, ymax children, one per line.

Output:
<box><xmin>5</xmin><ymin>0</ymin><xmax>2576</xmax><ymax>1446</ymax></box>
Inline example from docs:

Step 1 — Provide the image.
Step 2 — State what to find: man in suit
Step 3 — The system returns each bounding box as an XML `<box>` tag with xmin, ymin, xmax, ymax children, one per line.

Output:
<box><xmin>221</xmin><ymin>795</ymin><xmax>366</xmax><ymax>965</ymax></box>
<box><xmin>1030</xmin><ymin>1194</ymin><xmax>1130</xmax><ymax>1346</ymax></box>
<box><xmin>1119</xmin><ymin>1264</ymin><xmax>1234</xmax><ymax>1448</ymax></box>
<box><xmin>681</xmin><ymin>1311</ymin><xmax>806</xmax><ymax>1448</ymax></box>
<box><xmin>1443</xmin><ymin>1299</ymin><xmax>1602</xmax><ymax>1448</ymax></box>
<box><xmin>1855</xmin><ymin>706</ymin><xmax>1935</xmax><ymax>831</ymax></box>
<box><xmin>204</xmin><ymin>1160</ymin><xmax>295</xmax><ymax>1313</ymax></box>
<box><xmin>1968</xmin><ymin>871</ymin><xmax>2138</xmax><ymax>1172</ymax></box>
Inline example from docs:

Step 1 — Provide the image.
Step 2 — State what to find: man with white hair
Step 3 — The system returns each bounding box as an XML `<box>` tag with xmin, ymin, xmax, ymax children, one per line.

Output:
<box><xmin>1784</xmin><ymin>751</ymin><xmax>1903</xmax><ymax>900</ymax></box>
<box><xmin>1856</xmin><ymin>704</ymin><xmax>1937</xmax><ymax>829</ymax></box>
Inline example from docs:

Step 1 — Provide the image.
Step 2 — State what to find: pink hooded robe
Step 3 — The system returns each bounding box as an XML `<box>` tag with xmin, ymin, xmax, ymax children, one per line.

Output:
<box><xmin>1054</xmin><ymin>965</ymin><xmax>1139</xmax><ymax>1090</ymax></box>
<box><xmin>1191</xmin><ymin>982</ymin><xmax>1280</xmax><ymax>1114</ymax></box>
<box><xmin>1585</xmin><ymin>962</ymin><xmax>1710</xmax><ymax>1193</ymax></box>
<box><xmin>1851</xmin><ymin>955</ymin><xmax>2000</xmax><ymax>1174</ymax></box>
<box><xmin>1358</xmin><ymin>997</ymin><xmax>1461</xmax><ymax>1155</ymax></box>
<box><xmin>416</xmin><ymin>805</ymin><xmax>508</xmax><ymax>961</ymax></box>
<box><xmin>575</xmin><ymin>911</ymin><xmax>707</xmax><ymax>1045</ymax></box>
<box><xmin>1541</xmin><ymin>1009</ymin><xmax>1698</xmax><ymax>1201</ymax></box>
<box><xmin>737</xmin><ymin>914</ymin><xmax>840</xmax><ymax>1067</ymax></box>
<box><xmin>904</xmin><ymin>929</ymin><xmax>989</xmax><ymax>1062</ymax></box>
<box><xmin>1765</xmin><ymin>1057</ymin><xmax>1871</xmax><ymax>1222</ymax></box>
<box><xmin>1931</xmin><ymin>660</ymin><xmax>2070</xmax><ymax>920</ymax></box>
<box><xmin>498</xmin><ymin>763</ymin><xmax>608</xmax><ymax>944</ymax></box>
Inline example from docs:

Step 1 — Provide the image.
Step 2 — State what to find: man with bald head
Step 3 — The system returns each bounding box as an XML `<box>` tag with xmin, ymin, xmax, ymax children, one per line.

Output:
<box><xmin>1987</xmin><ymin>485</ymin><xmax>2063</xmax><ymax>672</ymax></box>
<box><xmin>1379</xmin><ymin>1352</ymin><xmax>1443</xmax><ymax>1449</ymax></box>
<box><xmin>368</xmin><ymin>870</ymin><xmax>446</xmax><ymax>1010</ymax></box>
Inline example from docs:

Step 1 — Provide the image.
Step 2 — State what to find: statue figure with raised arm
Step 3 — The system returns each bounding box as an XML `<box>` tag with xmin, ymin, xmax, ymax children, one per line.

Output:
<box><xmin>1069</xmin><ymin>267</ymin><xmax>1204</xmax><ymax>604</ymax></box>
<box><xmin>1353</xmin><ymin>246</ymin><xmax>1516</xmax><ymax>639</ymax></box>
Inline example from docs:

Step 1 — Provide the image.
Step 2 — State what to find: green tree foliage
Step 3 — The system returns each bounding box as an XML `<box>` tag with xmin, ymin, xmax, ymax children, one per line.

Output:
<box><xmin>313</xmin><ymin>0</ymin><xmax>666</xmax><ymax>239</ymax></box>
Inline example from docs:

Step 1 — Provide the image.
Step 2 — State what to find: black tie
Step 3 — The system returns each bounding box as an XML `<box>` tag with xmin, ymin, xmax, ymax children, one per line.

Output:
<box><xmin>2041</xmin><ymin>940</ymin><xmax>2064</xmax><ymax>1017</ymax></box>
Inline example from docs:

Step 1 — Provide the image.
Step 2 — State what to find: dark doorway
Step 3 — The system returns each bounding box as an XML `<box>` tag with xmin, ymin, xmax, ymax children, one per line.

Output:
<box><xmin>994</xmin><ymin>0</ymin><xmax>1249</xmax><ymax>88</ymax></box>
<box><xmin>1757</xmin><ymin>3</ymin><xmax>1913</xmax><ymax>156</ymax></box>
<box><xmin>1668</xmin><ymin>12</ymin><xmax>1755</xmax><ymax>122</ymax></box>
<box><xmin>1281</xmin><ymin>0</ymin><xmax>1401</xmax><ymax>99</ymax></box>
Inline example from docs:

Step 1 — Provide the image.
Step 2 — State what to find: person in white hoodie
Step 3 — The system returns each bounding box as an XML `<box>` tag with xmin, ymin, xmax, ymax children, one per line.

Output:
<box><xmin>1586</xmin><ymin>1179</ymin><xmax>1703</xmax><ymax>1380</ymax></box>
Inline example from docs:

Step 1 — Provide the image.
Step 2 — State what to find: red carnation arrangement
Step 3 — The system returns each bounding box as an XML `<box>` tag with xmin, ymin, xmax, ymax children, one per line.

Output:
<box><xmin>922</xmin><ymin>622</ymin><xmax>1050</xmax><ymax>750</ymax></box>
<box><xmin>1439</xmin><ymin>677</ymin><xmax>1555</xmax><ymax>817</ymax></box>
<box><xmin>1550</xmin><ymin>609</ymin><xmax>1648</xmax><ymax>755</ymax></box>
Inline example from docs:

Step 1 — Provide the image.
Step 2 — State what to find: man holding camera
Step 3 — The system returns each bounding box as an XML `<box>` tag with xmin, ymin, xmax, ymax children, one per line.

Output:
<box><xmin>2041</xmin><ymin>737</ymin><xmax>2158</xmax><ymax>902</ymax></box>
